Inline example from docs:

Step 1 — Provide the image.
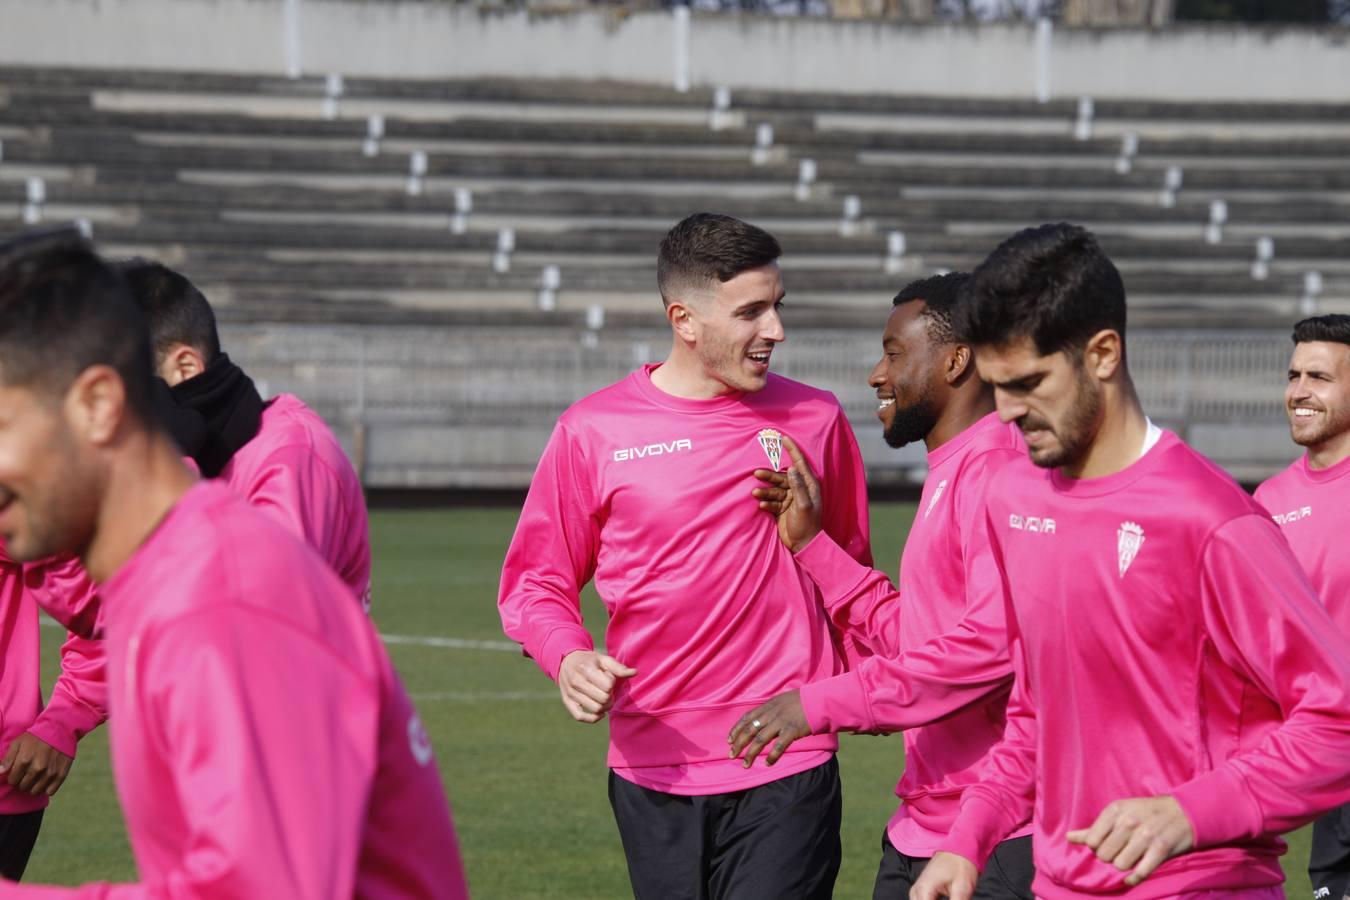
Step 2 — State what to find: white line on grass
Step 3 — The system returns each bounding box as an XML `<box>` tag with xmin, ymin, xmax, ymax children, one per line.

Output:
<box><xmin>381</xmin><ymin>634</ymin><xmax>519</xmax><ymax>652</ymax></box>
<box><xmin>409</xmin><ymin>691</ymin><xmax>554</xmax><ymax>702</ymax></box>
<box><xmin>41</xmin><ymin>615</ymin><xmax>521</xmax><ymax>653</ymax></box>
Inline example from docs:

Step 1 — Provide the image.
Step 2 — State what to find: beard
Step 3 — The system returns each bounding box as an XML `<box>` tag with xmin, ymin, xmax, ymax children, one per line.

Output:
<box><xmin>883</xmin><ymin>395</ymin><xmax>940</xmax><ymax>449</ymax></box>
<box><xmin>1291</xmin><ymin>406</ymin><xmax>1350</xmax><ymax>449</ymax></box>
<box><xmin>1023</xmin><ymin>365</ymin><xmax>1102</xmax><ymax>469</ymax></box>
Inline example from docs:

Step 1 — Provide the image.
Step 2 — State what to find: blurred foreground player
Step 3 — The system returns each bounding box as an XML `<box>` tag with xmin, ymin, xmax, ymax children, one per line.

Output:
<box><xmin>726</xmin><ymin>274</ymin><xmax>1032</xmax><ymax>899</ymax></box>
<box><xmin>9</xmin><ymin>259</ymin><xmax>375</xmax><ymax>802</ymax></box>
<box><xmin>0</xmin><ymin>230</ymin><xmax>466</xmax><ymax>897</ymax></box>
<box><xmin>499</xmin><ymin>213</ymin><xmax>871</xmax><ymax>899</ymax></box>
<box><xmin>1254</xmin><ymin>315</ymin><xmax>1350</xmax><ymax>900</ymax></box>
<box><xmin>911</xmin><ymin>224</ymin><xmax>1350</xmax><ymax>900</ymax></box>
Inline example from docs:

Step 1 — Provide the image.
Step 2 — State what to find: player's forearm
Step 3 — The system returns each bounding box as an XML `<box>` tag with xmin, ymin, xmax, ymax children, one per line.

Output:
<box><xmin>940</xmin><ymin>791</ymin><xmax>1028</xmax><ymax>872</ymax></box>
<box><xmin>29</xmin><ymin>633</ymin><xmax>109</xmax><ymax>757</ymax></box>
<box><xmin>794</xmin><ymin>532</ymin><xmax>901</xmax><ymax>656</ymax></box>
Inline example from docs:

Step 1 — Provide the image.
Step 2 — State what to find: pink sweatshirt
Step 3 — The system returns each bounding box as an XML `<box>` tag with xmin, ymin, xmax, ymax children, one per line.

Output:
<box><xmin>942</xmin><ymin>431</ymin><xmax>1350</xmax><ymax>898</ymax></box>
<box><xmin>221</xmin><ymin>394</ymin><xmax>372</xmax><ymax>609</ymax></box>
<box><xmin>499</xmin><ymin>365</ymin><xmax>871</xmax><ymax>795</ymax></box>
<box><xmin>1255</xmin><ymin>452</ymin><xmax>1350</xmax><ymax>636</ymax></box>
<box><xmin>5</xmin><ymin>482</ymin><xmax>466</xmax><ymax>898</ymax></box>
<box><xmin>0</xmin><ymin>546</ymin><xmax>52</xmax><ymax>817</ymax></box>
<box><xmin>796</xmin><ymin>412</ymin><xmax>1028</xmax><ymax>855</ymax></box>
<box><xmin>20</xmin><ymin>557</ymin><xmax>106</xmax><ymax>759</ymax></box>
<box><xmin>24</xmin><ymin>393</ymin><xmax>373</xmax><ymax>753</ymax></box>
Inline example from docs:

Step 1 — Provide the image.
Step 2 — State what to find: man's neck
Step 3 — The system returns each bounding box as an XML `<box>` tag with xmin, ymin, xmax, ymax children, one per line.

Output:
<box><xmin>1061</xmin><ymin>387</ymin><xmax>1150</xmax><ymax>480</ymax></box>
<box><xmin>649</xmin><ymin>343</ymin><xmax>736</xmax><ymax>400</ymax></box>
<box><xmin>1308</xmin><ymin>430</ymin><xmax>1350</xmax><ymax>471</ymax></box>
<box><xmin>924</xmin><ymin>390</ymin><xmax>996</xmax><ymax>453</ymax></box>
<box><xmin>83</xmin><ymin>434</ymin><xmax>197</xmax><ymax>583</ymax></box>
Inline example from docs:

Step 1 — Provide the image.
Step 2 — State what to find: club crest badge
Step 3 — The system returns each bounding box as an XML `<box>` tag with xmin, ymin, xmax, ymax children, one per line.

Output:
<box><xmin>1117</xmin><ymin>521</ymin><xmax>1145</xmax><ymax>577</ymax></box>
<box><xmin>924</xmin><ymin>480</ymin><xmax>949</xmax><ymax>519</ymax></box>
<box><xmin>757</xmin><ymin>428</ymin><xmax>784</xmax><ymax>471</ymax></box>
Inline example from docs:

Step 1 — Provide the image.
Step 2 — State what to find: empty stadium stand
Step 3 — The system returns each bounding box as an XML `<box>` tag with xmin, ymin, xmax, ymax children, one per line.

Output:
<box><xmin>2</xmin><ymin>65</ymin><xmax>1338</xmax><ymax>486</ymax></box>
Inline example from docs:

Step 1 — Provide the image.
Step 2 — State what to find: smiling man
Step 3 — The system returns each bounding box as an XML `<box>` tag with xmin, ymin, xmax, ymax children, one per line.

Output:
<box><xmin>0</xmin><ymin>229</ymin><xmax>466</xmax><ymax>897</ymax></box>
<box><xmin>498</xmin><ymin>213</ymin><xmax>871</xmax><ymax>899</ymax></box>
<box><xmin>724</xmin><ymin>273</ymin><xmax>1032</xmax><ymax>899</ymax></box>
<box><xmin>1254</xmin><ymin>314</ymin><xmax>1350</xmax><ymax>900</ymax></box>
<box><xmin>909</xmin><ymin>223</ymin><xmax>1350</xmax><ymax>900</ymax></box>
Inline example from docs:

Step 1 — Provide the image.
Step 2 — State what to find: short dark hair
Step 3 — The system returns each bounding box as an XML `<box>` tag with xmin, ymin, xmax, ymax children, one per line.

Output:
<box><xmin>115</xmin><ymin>259</ymin><xmax>221</xmax><ymax>366</ymax></box>
<box><xmin>893</xmin><ymin>272</ymin><xmax>970</xmax><ymax>345</ymax></box>
<box><xmin>959</xmin><ymin>223</ymin><xmax>1126</xmax><ymax>358</ymax></box>
<box><xmin>657</xmin><ymin>213</ymin><xmax>781</xmax><ymax>307</ymax></box>
<box><xmin>1293</xmin><ymin>314</ymin><xmax>1350</xmax><ymax>347</ymax></box>
<box><xmin>0</xmin><ymin>228</ymin><xmax>158</xmax><ymax>423</ymax></box>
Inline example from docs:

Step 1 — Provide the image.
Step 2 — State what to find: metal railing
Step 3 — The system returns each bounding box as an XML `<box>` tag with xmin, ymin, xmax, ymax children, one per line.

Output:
<box><xmin>223</xmin><ymin>323</ymin><xmax>1300</xmax><ymax>487</ymax></box>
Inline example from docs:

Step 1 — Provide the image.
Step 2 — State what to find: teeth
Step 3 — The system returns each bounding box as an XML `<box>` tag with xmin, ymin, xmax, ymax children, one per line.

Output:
<box><xmin>1294</xmin><ymin>408</ymin><xmax>1320</xmax><ymax>418</ymax></box>
<box><xmin>878</xmin><ymin>399</ymin><xmax>895</xmax><ymax>410</ymax></box>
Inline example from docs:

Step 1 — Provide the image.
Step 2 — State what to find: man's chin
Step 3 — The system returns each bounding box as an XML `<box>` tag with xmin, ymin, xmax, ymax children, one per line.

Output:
<box><xmin>1027</xmin><ymin>445</ymin><xmax>1069</xmax><ymax>469</ymax></box>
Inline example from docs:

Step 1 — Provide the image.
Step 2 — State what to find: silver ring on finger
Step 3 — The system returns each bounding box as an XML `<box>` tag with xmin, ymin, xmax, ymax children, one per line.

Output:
<box><xmin>751</xmin><ymin>719</ymin><xmax>763</xmax><ymax>730</ymax></box>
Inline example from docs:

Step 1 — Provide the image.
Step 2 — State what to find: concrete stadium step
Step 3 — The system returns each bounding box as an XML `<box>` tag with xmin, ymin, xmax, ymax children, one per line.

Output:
<box><xmin>9</xmin><ymin>139</ymin><xmax>1350</xmax><ymax>197</ymax></box>
<box><xmin>11</xmin><ymin>67</ymin><xmax>1350</xmax><ymax>124</ymax></box>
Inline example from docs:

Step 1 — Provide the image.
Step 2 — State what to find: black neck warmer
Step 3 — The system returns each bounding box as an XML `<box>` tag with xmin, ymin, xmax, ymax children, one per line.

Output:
<box><xmin>166</xmin><ymin>353</ymin><xmax>264</xmax><ymax>478</ymax></box>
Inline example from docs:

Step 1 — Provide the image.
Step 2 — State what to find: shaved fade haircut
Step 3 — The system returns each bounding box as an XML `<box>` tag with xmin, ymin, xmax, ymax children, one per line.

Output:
<box><xmin>657</xmin><ymin>213</ymin><xmax>781</xmax><ymax>308</ymax></box>
<box><xmin>115</xmin><ymin>259</ymin><xmax>221</xmax><ymax>368</ymax></box>
<box><xmin>1293</xmin><ymin>314</ymin><xmax>1350</xmax><ymax>348</ymax></box>
<box><xmin>959</xmin><ymin>223</ymin><xmax>1126</xmax><ymax>359</ymax></box>
<box><xmin>0</xmin><ymin>228</ymin><xmax>158</xmax><ymax>424</ymax></box>
<box><xmin>893</xmin><ymin>272</ymin><xmax>970</xmax><ymax>346</ymax></box>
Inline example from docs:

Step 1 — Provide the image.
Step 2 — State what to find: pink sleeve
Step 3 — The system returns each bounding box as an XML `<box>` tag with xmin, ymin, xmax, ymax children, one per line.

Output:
<box><xmin>795</xmin><ymin>532</ymin><xmax>902</xmax><ymax>658</ymax></box>
<box><xmin>498</xmin><ymin>421</ymin><xmax>599</xmax><ymax>680</ymax></box>
<box><xmin>0</xmin><ymin>610</ymin><xmax>381</xmax><ymax>899</ymax></box>
<box><xmin>22</xmin><ymin>556</ymin><xmax>102</xmax><ymax>640</ymax></box>
<box><xmin>814</xmin><ymin>407</ymin><xmax>874</xmax><ymax>669</ymax></box>
<box><xmin>938</xmin><ymin>510</ymin><xmax>1037</xmax><ymax>869</ymax></box>
<box><xmin>27</xmin><ymin>633</ymin><xmax>107</xmax><ymax>758</ymax></box>
<box><xmin>800</xmin><ymin>452</ymin><xmax>1013</xmax><ymax>734</ymax></box>
<box><xmin>242</xmin><ymin>445</ymin><xmax>370</xmax><ymax>607</ymax></box>
<box><xmin>819</xmin><ymin>407</ymin><xmax>872</xmax><ymax>568</ymax></box>
<box><xmin>1172</xmin><ymin>515</ymin><xmax>1350</xmax><ymax>847</ymax></box>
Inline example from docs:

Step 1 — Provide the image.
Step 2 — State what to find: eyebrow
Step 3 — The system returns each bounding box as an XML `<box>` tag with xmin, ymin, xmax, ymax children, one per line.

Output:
<box><xmin>990</xmin><ymin>370</ymin><xmax>1048</xmax><ymax>390</ymax></box>
<box><xmin>734</xmin><ymin>293</ymin><xmax>786</xmax><ymax>314</ymax></box>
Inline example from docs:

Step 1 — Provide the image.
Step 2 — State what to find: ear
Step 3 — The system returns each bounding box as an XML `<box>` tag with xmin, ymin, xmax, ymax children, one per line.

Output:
<box><xmin>1083</xmin><ymin>329</ymin><xmax>1124</xmax><ymax>380</ymax></box>
<box><xmin>667</xmin><ymin>300</ymin><xmax>698</xmax><ymax>343</ymax></box>
<box><xmin>161</xmin><ymin>344</ymin><xmax>207</xmax><ymax>387</ymax></box>
<box><xmin>945</xmin><ymin>344</ymin><xmax>973</xmax><ymax>385</ymax></box>
<box><xmin>63</xmin><ymin>365</ymin><xmax>127</xmax><ymax>448</ymax></box>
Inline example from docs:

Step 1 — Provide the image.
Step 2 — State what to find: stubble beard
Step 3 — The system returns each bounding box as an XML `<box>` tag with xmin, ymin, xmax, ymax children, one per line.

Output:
<box><xmin>1026</xmin><ymin>366</ymin><xmax>1103</xmax><ymax>470</ymax></box>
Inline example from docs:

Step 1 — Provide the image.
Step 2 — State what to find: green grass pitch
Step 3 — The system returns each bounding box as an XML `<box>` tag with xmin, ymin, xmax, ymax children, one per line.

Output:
<box><xmin>26</xmin><ymin>504</ymin><xmax>1312</xmax><ymax>897</ymax></box>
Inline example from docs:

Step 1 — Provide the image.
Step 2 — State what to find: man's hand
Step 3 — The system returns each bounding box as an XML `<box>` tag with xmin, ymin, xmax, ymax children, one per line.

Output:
<box><xmin>0</xmin><ymin>732</ymin><xmax>73</xmax><ymax>796</ymax></box>
<box><xmin>557</xmin><ymin>650</ymin><xmax>636</xmax><ymax>724</ymax></box>
<box><xmin>727</xmin><ymin>690</ymin><xmax>810</xmax><ymax>767</ymax></box>
<box><xmin>910</xmin><ymin>851</ymin><xmax>980</xmax><ymax>900</ymax></box>
<box><xmin>751</xmin><ymin>433</ymin><xmax>823</xmax><ymax>554</ymax></box>
<box><xmin>1066</xmin><ymin>796</ymin><xmax>1194</xmax><ymax>886</ymax></box>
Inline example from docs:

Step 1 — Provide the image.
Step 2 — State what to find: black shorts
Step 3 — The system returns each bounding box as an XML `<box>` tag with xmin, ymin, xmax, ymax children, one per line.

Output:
<box><xmin>872</xmin><ymin>829</ymin><xmax>1034</xmax><ymax>900</ymax></box>
<box><xmin>608</xmin><ymin>757</ymin><xmax>842</xmax><ymax>900</ymax></box>
<box><xmin>0</xmin><ymin>809</ymin><xmax>44</xmax><ymax>882</ymax></box>
<box><xmin>1310</xmin><ymin>802</ymin><xmax>1350</xmax><ymax>900</ymax></box>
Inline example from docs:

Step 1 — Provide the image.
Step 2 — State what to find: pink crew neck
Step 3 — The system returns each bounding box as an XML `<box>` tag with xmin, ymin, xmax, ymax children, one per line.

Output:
<box><xmin>1301</xmin><ymin>450</ymin><xmax>1350</xmax><ymax>484</ymax></box>
<box><xmin>629</xmin><ymin>362</ymin><xmax>752</xmax><ymax>413</ymax></box>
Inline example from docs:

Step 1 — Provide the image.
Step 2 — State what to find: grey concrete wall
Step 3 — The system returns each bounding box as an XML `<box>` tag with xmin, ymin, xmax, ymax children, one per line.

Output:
<box><xmin>2</xmin><ymin>0</ymin><xmax>1349</xmax><ymax>101</ymax></box>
